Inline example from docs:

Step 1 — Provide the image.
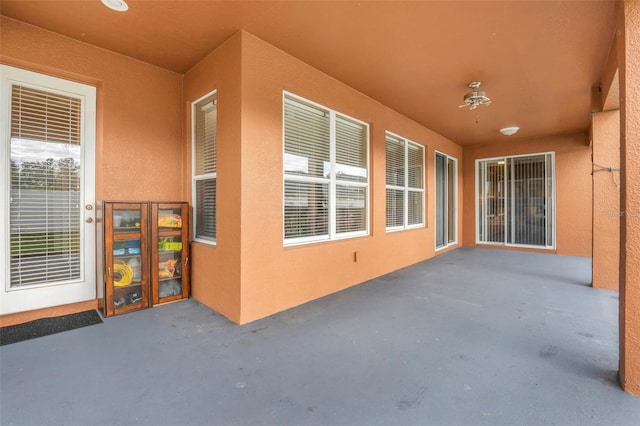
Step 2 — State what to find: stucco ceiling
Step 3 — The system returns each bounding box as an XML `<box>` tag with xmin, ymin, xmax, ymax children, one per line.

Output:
<box><xmin>0</xmin><ymin>0</ymin><xmax>617</xmax><ymax>145</ymax></box>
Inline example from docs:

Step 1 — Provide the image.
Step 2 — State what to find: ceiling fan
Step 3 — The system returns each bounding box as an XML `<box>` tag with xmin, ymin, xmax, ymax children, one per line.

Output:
<box><xmin>458</xmin><ymin>81</ymin><xmax>491</xmax><ymax>110</ymax></box>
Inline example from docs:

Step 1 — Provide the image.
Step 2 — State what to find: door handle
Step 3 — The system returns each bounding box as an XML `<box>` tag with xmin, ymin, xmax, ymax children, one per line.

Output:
<box><xmin>85</xmin><ymin>217</ymin><xmax>93</xmax><ymax>223</ymax></box>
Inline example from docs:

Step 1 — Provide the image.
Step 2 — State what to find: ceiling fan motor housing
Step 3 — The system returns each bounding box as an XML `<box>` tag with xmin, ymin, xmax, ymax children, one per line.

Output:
<box><xmin>463</xmin><ymin>91</ymin><xmax>488</xmax><ymax>104</ymax></box>
<box><xmin>458</xmin><ymin>81</ymin><xmax>491</xmax><ymax>109</ymax></box>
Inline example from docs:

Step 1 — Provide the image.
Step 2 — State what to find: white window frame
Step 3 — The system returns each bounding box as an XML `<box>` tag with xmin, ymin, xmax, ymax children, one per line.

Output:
<box><xmin>191</xmin><ymin>90</ymin><xmax>217</xmax><ymax>245</ymax></box>
<box><xmin>475</xmin><ymin>151</ymin><xmax>556</xmax><ymax>249</ymax></box>
<box><xmin>385</xmin><ymin>131</ymin><xmax>426</xmax><ymax>232</ymax></box>
<box><xmin>283</xmin><ymin>91</ymin><xmax>370</xmax><ymax>246</ymax></box>
<box><xmin>435</xmin><ymin>151</ymin><xmax>458</xmax><ymax>250</ymax></box>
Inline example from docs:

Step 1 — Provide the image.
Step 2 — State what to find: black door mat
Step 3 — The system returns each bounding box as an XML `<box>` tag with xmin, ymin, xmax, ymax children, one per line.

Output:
<box><xmin>0</xmin><ymin>310</ymin><xmax>103</xmax><ymax>346</ymax></box>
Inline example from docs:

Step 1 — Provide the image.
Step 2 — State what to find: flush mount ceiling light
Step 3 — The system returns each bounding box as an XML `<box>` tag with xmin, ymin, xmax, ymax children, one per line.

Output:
<box><xmin>101</xmin><ymin>0</ymin><xmax>129</xmax><ymax>12</ymax></box>
<box><xmin>500</xmin><ymin>126</ymin><xmax>520</xmax><ymax>136</ymax></box>
<box><xmin>458</xmin><ymin>81</ymin><xmax>492</xmax><ymax>110</ymax></box>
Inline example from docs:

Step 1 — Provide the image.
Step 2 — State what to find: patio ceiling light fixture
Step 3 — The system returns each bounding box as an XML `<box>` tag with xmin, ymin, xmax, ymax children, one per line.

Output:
<box><xmin>499</xmin><ymin>126</ymin><xmax>520</xmax><ymax>136</ymax></box>
<box><xmin>101</xmin><ymin>0</ymin><xmax>129</xmax><ymax>12</ymax></box>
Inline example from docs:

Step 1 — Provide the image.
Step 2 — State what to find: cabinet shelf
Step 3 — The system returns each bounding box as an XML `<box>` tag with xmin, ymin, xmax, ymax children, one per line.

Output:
<box><xmin>113</xmin><ymin>281</ymin><xmax>142</xmax><ymax>289</ymax></box>
<box><xmin>159</xmin><ymin>275</ymin><xmax>182</xmax><ymax>282</ymax></box>
<box><xmin>114</xmin><ymin>226</ymin><xmax>142</xmax><ymax>232</ymax></box>
<box><xmin>113</xmin><ymin>254</ymin><xmax>142</xmax><ymax>259</ymax></box>
<box><xmin>113</xmin><ymin>232</ymin><xmax>142</xmax><ymax>240</ymax></box>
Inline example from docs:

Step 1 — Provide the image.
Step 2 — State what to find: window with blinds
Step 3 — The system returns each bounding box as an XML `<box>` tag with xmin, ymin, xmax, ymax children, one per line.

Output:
<box><xmin>385</xmin><ymin>133</ymin><xmax>425</xmax><ymax>231</ymax></box>
<box><xmin>476</xmin><ymin>153</ymin><xmax>555</xmax><ymax>248</ymax></box>
<box><xmin>192</xmin><ymin>92</ymin><xmax>217</xmax><ymax>243</ymax></box>
<box><xmin>9</xmin><ymin>84</ymin><xmax>82</xmax><ymax>287</ymax></box>
<box><xmin>283</xmin><ymin>94</ymin><xmax>369</xmax><ymax>245</ymax></box>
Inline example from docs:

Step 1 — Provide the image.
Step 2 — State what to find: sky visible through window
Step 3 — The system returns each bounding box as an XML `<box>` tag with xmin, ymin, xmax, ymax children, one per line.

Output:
<box><xmin>11</xmin><ymin>138</ymin><xmax>80</xmax><ymax>164</ymax></box>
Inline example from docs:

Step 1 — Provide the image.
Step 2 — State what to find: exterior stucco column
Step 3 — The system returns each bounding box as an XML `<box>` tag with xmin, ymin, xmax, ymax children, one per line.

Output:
<box><xmin>592</xmin><ymin>111</ymin><xmax>620</xmax><ymax>291</ymax></box>
<box><xmin>618</xmin><ymin>0</ymin><xmax>640</xmax><ymax>396</ymax></box>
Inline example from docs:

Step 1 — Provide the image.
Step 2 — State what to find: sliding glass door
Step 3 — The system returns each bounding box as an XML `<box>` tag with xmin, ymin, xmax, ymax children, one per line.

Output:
<box><xmin>435</xmin><ymin>152</ymin><xmax>457</xmax><ymax>249</ymax></box>
<box><xmin>476</xmin><ymin>153</ymin><xmax>555</xmax><ymax>249</ymax></box>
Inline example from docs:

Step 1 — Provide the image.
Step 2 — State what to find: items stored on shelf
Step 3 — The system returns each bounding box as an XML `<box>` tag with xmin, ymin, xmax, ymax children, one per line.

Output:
<box><xmin>159</xmin><ymin>258</ymin><xmax>178</xmax><ymax>278</ymax></box>
<box><xmin>158</xmin><ymin>238</ymin><xmax>182</xmax><ymax>251</ymax></box>
<box><xmin>158</xmin><ymin>214</ymin><xmax>182</xmax><ymax>228</ymax></box>
<box><xmin>113</xmin><ymin>261</ymin><xmax>133</xmax><ymax>286</ymax></box>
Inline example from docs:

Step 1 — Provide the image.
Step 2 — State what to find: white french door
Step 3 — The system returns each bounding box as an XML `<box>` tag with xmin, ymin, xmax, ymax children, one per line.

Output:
<box><xmin>0</xmin><ymin>65</ymin><xmax>96</xmax><ymax>315</ymax></box>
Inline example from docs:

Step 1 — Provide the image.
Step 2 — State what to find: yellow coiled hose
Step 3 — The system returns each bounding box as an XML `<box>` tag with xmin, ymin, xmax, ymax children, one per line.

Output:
<box><xmin>113</xmin><ymin>261</ymin><xmax>133</xmax><ymax>286</ymax></box>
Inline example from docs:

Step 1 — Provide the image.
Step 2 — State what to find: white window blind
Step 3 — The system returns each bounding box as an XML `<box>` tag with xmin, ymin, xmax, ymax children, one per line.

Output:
<box><xmin>283</xmin><ymin>94</ymin><xmax>369</xmax><ymax>245</ymax></box>
<box><xmin>335</xmin><ymin>116</ymin><xmax>367</xmax><ymax>234</ymax></box>
<box><xmin>193</xmin><ymin>93</ymin><xmax>217</xmax><ymax>243</ymax></box>
<box><xmin>407</xmin><ymin>143</ymin><xmax>424</xmax><ymax>226</ymax></box>
<box><xmin>9</xmin><ymin>84</ymin><xmax>82</xmax><ymax>287</ymax></box>
<box><xmin>385</xmin><ymin>133</ymin><xmax>425</xmax><ymax>231</ymax></box>
<box><xmin>385</xmin><ymin>136</ymin><xmax>405</xmax><ymax>228</ymax></box>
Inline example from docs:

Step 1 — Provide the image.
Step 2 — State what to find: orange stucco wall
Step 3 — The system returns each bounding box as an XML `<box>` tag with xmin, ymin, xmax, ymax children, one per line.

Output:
<box><xmin>462</xmin><ymin>132</ymin><xmax>593</xmax><ymax>257</ymax></box>
<box><xmin>238</xmin><ymin>32</ymin><xmax>463</xmax><ymax>323</ymax></box>
<box><xmin>183</xmin><ymin>34</ymin><xmax>243</xmax><ymax>322</ymax></box>
<box><xmin>592</xmin><ymin>110</ymin><xmax>620</xmax><ymax>291</ymax></box>
<box><xmin>0</xmin><ymin>17</ymin><xmax>184</xmax><ymax>202</ymax></box>
<box><xmin>618</xmin><ymin>0</ymin><xmax>640</xmax><ymax>397</ymax></box>
<box><xmin>184</xmin><ymin>32</ymin><xmax>463</xmax><ymax>324</ymax></box>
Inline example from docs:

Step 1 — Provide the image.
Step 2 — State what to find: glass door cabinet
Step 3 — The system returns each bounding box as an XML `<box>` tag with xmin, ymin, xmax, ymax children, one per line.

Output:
<box><xmin>103</xmin><ymin>202</ymin><xmax>149</xmax><ymax>316</ymax></box>
<box><xmin>151</xmin><ymin>202</ymin><xmax>190</xmax><ymax>305</ymax></box>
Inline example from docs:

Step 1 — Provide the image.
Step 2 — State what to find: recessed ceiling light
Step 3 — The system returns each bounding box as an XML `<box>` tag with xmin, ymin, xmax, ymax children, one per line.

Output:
<box><xmin>101</xmin><ymin>0</ymin><xmax>128</xmax><ymax>12</ymax></box>
<box><xmin>500</xmin><ymin>126</ymin><xmax>520</xmax><ymax>136</ymax></box>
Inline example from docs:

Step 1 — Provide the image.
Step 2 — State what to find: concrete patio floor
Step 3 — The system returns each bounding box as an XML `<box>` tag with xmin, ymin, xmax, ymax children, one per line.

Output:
<box><xmin>1</xmin><ymin>247</ymin><xmax>639</xmax><ymax>426</ymax></box>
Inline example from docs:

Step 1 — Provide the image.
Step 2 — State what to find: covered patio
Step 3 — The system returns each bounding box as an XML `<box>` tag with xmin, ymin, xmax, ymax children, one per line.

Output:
<box><xmin>1</xmin><ymin>248</ymin><xmax>638</xmax><ymax>425</ymax></box>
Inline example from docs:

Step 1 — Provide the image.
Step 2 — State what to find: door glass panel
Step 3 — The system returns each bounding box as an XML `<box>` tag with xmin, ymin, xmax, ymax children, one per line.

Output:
<box><xmin>158</xmin><ymin>209</ymin><xmax>183</xmax><ymax>229</ymax></box>
<box><xmin>546</xmin><ymin>154</ymin><xmax>554</xmax><ymax>247</ymax></box>
<box><xmin>112</xmin><ymin>239</ymin><xmax>143</xmax><ymax>308</ymax></box>
<box><xmin>9</xmin><ymin>85</ymin><xmax>82</xmax><ymax>288</ymax></box>
<box><xmin>447</xmin><ymin>158</ymin><xmax>456</xmax><ymax>244</ymax></box>
<box><xmin>154</xmin><ymin>205</ymin><xmax>187</xmax><ymax>304</ymax></box>
<box><xmin>506</xmin><ymin>155</ymin><xmax>547</xmax><ymax>246</ymax></box>
<box><xmin>113</xmin><ymin>209</ymin><xmax>142</xmax><ymax>233</ymax></box>
<box><xmin>436</xmin><ymin>154</ymin><xmax>457</xmax><ymax>248</ymax></box>
<box><xmin>158</xmin><ymin>237</ymin><xmax>182</xmax><ymax>299</ymax></box>
<box><xmin>478</xmin><ymin>160</ymin><xmax>505</xmax><ymax>243</ymax></box>
<box><xmin>158</xmin><ymin>236</ymin><xmax>183</xmax><ymax>298</ymax></box>
<box><xmin>435</xmin><ymin>154</ymin><xmax>446</xmax><ymax>247</ymax></box>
